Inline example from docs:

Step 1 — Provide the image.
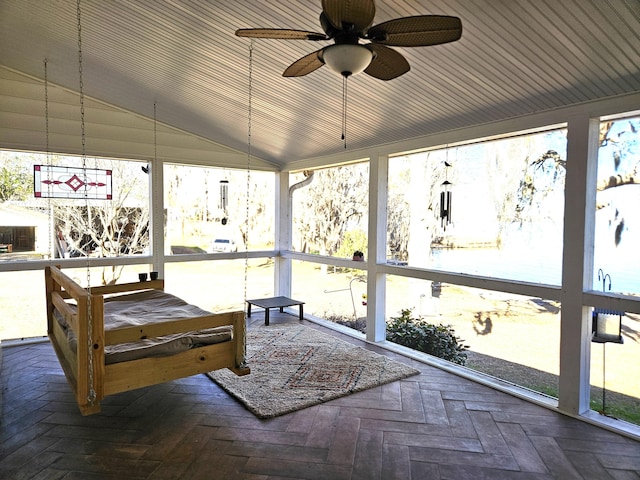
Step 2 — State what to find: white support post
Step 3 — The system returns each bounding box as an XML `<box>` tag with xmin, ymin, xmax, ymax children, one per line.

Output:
<box><xmin>275</xmin><ymin>171</ymin><xmax>291</xmax><ymax>297</ymax></box>
<box><xmin>558</xmin><ymin>115</ymin><xmax>599</xmax><ymax>415</ymax></box>
<box><xmin>150</xmin><ymin>158</ymin><xmax>164</xmax><ymax>278</ymax></box>
<box><xmin>366</xmin><ymin>152</ymin><xmax>388</xmax><ymax>342</ymax></box>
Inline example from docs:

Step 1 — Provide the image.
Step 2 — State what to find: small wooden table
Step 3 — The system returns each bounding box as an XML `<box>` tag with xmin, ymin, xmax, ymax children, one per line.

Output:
<box><xmin>246</xmin><ymin>296</ymin><xmax>305</xmax><ymax>326</ymax></box>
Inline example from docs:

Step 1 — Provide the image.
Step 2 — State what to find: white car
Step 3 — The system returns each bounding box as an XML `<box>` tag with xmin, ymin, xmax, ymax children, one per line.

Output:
<box><xmin>209</xmin><ymin>238</ymin><xmax>237</xmax><ymax>253</ymax></box>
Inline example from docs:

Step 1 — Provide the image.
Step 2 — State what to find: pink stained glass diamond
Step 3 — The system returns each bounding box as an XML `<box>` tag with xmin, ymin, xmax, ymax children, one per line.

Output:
<box><xmin>65</xmin><ymin>174</ymin><xmax>86</xmax><ymax>192</ymax></box>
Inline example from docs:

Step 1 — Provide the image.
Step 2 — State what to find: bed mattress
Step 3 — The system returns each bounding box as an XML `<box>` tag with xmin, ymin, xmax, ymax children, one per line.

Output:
<box><xmin>57</xmin><ymin>289</ymin><xmax>233</xmax><ymax>364</ymax></box>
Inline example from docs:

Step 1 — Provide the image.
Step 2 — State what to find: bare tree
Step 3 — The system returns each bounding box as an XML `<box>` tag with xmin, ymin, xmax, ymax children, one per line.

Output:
<box><xmin>293</xmin><ymin>164</ymin><xmax>368</xmax><ymax>257</ymax></box>
<box><xmin>55</xmin><ymin>160</ymin><xmax>149</xmax><ymax>285</ymax></box>
<box><xmin>235</xmin><ymin>173</ymin><xmax>272</xmax><ymax>249</ymax></box>
<box><xmin>514</xmin><ymin>118</ymin><xmax>640</xmax><ymax>246</ymax></box>
<box><xmin>387</xmin><ymin>164</ymin><xmax>411</xmax><ymax>260</ymax></box>
<box><xmin>405</xmin><ymin>151</ymin><xmax>453</xmax><ymax>267</ymax></box>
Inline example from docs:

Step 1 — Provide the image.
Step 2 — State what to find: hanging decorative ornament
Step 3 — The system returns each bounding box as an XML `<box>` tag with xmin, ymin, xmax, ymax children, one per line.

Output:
<box><xmin>440</xmin><ymin>152</ymin><xmax>453</xmax><ymax>229</ymax></box>
<box><xmin>34</xmin><ymin>165</ymin><xmax>112</xmax><ymax>199</ymax></box>
<box><xmin>34</xmin><ymin>59</ymin><xmax>112</xmax><ymax>200</ymax></box>
<box><xmin>219</xmin><ymin>179</ymin><xmax>229</xmax><ymax>225</ymax></box>
<box><xmin>440</xmin><ymin>180</ymin><xmax>452</xmax><ymax>228</ymax></box>
<box><xmin>219</xmin><ymin>179</ymin><xmax>229</xmax><ymax>211</ymax></box>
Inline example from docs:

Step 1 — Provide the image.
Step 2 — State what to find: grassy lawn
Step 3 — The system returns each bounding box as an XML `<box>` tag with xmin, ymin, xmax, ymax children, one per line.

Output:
<box><xmin>466</xmin><ymin>351</ymin><xmax>640</xmax><ymax>425</ymax></box>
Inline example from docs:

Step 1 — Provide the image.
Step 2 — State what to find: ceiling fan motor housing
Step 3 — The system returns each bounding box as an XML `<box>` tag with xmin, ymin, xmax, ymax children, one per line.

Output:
<box><xmin>321</xmin><ymin>43</ymin><xmax>374</xmax><ymax>76</ymax></box>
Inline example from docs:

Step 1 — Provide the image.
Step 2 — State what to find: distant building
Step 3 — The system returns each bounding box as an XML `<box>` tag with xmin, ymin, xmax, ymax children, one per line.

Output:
<box><xmin>0</xmin><ymin>203</ymin><xmax>50</xmax><ymax>254</ymax></box>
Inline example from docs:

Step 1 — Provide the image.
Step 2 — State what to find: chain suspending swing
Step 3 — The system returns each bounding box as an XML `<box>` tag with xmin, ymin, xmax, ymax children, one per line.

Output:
<box><xmin>236</xmin><ymin>41</ymin><xmax>256</xmax><ymax>371</ymax></box>
<box><xmin>77</xmin><ymin>0</ymin><xmax>97</xmax><ymax>407</ymax></box>
<box><xmin>44</xmin><ymin>58</ymin><xmax>53</xmax><ymax>259</ymax></box>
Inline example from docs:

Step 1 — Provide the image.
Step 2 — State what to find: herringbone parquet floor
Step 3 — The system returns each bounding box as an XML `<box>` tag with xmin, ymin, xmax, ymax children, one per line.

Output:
<box><xmin>1</xmin><ymin>312</ymin><xmax>639</xmax><ymax>479</ymax></box>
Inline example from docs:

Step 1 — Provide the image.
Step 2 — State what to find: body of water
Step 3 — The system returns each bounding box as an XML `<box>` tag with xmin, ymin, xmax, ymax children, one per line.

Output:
<box><xmin>429</xmin><ymin>246</ymin><xmax>640</xmax><ymax>296</ymax></box>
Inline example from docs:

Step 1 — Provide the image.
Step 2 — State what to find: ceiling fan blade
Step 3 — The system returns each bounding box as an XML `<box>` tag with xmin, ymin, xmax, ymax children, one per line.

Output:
<box><xmin>283</xmin><ymin>49</ymin><xmax>325</xmax><ymax>77</ymax></box>
<box><xmin>321</xmin><ymin>0</ymin><xmax>375</xmax><ymax>33</ymax></box>
<box><xmin>364</xmin><ymin>44</ymin><xmax>410</xmax><ymax>81</ymax></box>
<box><xmin>367</xmin><ymin>15</ymin><xmax>462</xmax><ymax>47</ymax></box>
<box><xmin>236</xmin><ymin>28</ymin><xmax>327</xmax><ymax>41</ymax></box>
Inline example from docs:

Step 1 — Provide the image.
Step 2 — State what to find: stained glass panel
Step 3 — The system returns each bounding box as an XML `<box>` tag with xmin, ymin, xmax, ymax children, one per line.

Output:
<box><xmin>34</xmin><ymin>165</ymin><xmax>112</xmax><ymax>199</ymax></box>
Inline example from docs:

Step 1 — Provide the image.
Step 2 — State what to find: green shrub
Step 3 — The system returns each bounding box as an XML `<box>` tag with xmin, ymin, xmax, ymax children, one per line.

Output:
<box><xmin>386</xmin><ymin>309</ymin><xmax>468</xmax><ymax>365</ymax></box>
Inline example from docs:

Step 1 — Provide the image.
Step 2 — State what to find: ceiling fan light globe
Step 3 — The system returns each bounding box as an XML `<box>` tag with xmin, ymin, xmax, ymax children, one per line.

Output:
<box><xmin>323</xmin><ymin>44</ymin><xmax>373</xmax><ymax>76</ymax></box>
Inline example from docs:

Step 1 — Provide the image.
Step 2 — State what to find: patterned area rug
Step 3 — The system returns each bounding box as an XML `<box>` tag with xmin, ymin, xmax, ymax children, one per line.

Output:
<box><xmin>207</xmin><ymin>324</ymin><xmax>420</xmax><ymax>418</ymax></box>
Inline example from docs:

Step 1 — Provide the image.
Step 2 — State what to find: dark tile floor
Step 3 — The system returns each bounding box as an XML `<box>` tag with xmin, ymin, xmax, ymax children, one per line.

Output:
<box><xmin>1</xmin><ymin>311</ymin><xmax>639</xmax><ymax>479</ymax></box>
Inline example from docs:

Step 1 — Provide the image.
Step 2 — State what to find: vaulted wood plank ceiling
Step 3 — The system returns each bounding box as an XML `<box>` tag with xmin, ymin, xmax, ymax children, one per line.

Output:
<box><xmin>0</xmin><ymin>0</ymin><xmax>639</xmax><ymax>170</ymax></box>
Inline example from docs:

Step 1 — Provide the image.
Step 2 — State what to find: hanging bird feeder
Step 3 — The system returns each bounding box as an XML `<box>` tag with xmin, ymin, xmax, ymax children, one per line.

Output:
<box><xmin>592</xmin><ymin>269</ymin><xmax>623</xmax><ymax>344</ymax></box>
<box><xmin>592</xmin><ymin>308</ymin><xmax>624</xmax><ymax>344</ymax></box>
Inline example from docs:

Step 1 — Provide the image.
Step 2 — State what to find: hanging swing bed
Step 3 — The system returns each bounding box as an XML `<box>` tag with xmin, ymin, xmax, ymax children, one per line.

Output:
<box><xmin>45</xmin><ymin>265</ymin><xmax>249</xmax><ymax>415</ymax></box>
<box><xmin>42</xmin><ymin>1</ymin><xmax>249</xmax><ymax>416</ymax></box>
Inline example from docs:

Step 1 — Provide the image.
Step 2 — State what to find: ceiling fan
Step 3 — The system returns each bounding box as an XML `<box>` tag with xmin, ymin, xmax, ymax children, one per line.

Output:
<box><xmin>235</xmin><ymin>0</ymin><xmax>462</xmax><ymax>81</ymax></box>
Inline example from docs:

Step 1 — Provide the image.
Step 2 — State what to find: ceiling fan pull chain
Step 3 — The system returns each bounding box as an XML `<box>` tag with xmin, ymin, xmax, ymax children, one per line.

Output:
<box><xmin>342</xmin><ymin>75</ymin><xmax>347</xmax><ymax>149</ymax></box>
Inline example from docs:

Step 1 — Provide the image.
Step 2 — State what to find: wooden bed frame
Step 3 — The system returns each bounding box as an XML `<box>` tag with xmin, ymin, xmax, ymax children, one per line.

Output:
<box><xmin>45</xmin><ymin>265</ymin><xmax>250</xmax><ymax>415</ymax></box>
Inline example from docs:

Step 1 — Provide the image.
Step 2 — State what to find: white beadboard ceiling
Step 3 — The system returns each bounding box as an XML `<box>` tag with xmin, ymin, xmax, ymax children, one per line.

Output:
<box><xmin>0</xmin><ymin>0</ymin><xmax>639</xmax><ymax>170</ymax></box>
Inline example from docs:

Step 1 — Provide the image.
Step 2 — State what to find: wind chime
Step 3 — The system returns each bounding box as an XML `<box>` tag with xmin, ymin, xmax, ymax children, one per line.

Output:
<box><xmin>219</xmin><ymin>179</ymin><xmax>229</xmax><ymax>225</ymax></box>
<box><xmin>439</xmin><ymin>150</ymin><xmax>453</xmax><ymax>229</ymax></box>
